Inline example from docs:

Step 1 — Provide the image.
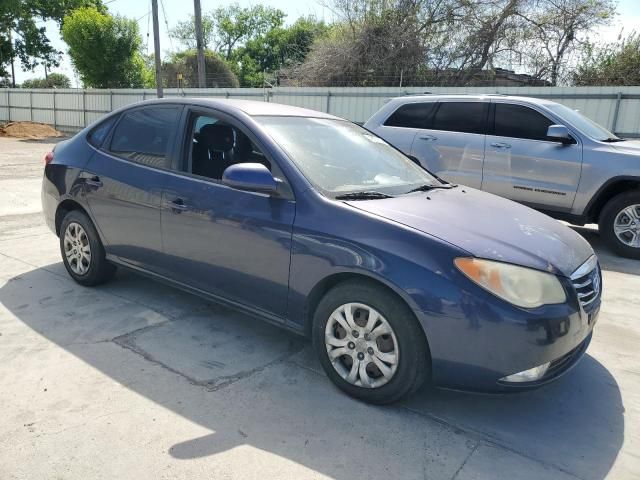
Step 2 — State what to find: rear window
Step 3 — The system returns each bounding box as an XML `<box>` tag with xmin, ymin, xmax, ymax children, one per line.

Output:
<box><xmin>384</xmin><ymin>102</ymin><xmax>435</xmax><ymax>129</ymax></box>
<box><xmin>109</xmin><ymin>106</ymin><xmax>181</xmax><ymax>168</ymax></box>
<box><xmin>493</xmin><ymin>103</ymin><xmax>554</xmax><ymax>141</ymax></box>
<box><xmin>87</xmin><ymin>114</ymin><xmax>118</xmax><ymax>148</ymax></box>
<box><xmin>431</xmin><ymin>102</ymin><xmax>486</xmax><ymax>134</ymax></box>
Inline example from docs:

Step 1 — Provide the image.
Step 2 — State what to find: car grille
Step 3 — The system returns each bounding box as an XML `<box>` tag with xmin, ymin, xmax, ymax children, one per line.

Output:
<box><xmin>570</xmin><ymin>256</ymin><xmax>601</xmax><ymax>311</ymax></box>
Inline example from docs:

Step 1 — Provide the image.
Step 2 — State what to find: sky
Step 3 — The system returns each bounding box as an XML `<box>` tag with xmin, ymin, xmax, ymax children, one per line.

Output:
<box><xmin>11</xmin><ymin>0</ymin><xmax>640</xmax><ymax>86</ymax></box>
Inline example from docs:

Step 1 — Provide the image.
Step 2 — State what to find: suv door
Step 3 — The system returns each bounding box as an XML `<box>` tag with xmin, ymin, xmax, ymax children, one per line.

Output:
<box><xmin>409</xmin><ymin>100</ymin><xmax>487</xmax><ymax>188</ymax></box>
<box><xmin>374</xmin><ymin>101</ymin><xmax>436</xmax><ymax>155</ymax></box>
<box><xmin>160</xmin><ymin>108</ymin><xmax>295</xmax><ymax>319</ymax></box>
<box><xmin>483</xmin><ymin>101</ymin><xmax>582</xmax><ymax>211</ymax></box>
<box><xmin>83</xmin><ymin>104</ymin><xmax>182</xmax><ymax>272</ymax></box>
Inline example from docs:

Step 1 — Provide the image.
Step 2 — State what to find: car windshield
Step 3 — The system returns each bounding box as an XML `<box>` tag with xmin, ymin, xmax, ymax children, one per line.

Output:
<box><xmin>546</xmin><ymin>103</ymin><xmax>621</xmax><ymax>141</ymax></box>
<box><xmin>255</xmin><ymin>116</ymin><xmax>439</xmax><ymax>196</ymax></box>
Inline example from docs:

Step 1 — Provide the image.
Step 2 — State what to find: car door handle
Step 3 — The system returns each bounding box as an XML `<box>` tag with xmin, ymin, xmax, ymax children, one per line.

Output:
<box><xmin>419</xmin><ymin>135</ymin><xmax>438</xmax><ymax>141</ymax></box>
<box><xmin>84</xmin><ymin>175</ymin><xmax>103</xmax><ymax>187</ymax></box>
<box><xmin>167</xmin><ymin>198</ymin><xmax>189</xmax><ymax>212</ymax></box>
<box><xmin>490</xmin><ymin>142</ymin><xmax>511</xmax><ymax>149</ymax></box>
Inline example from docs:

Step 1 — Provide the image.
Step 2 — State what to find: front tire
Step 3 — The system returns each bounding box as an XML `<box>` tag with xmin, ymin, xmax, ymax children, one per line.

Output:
<box><xmin>60</xmin><ymin>210</ymin><xmax>116</xmax><ymax>286</ymax></box>
<box><xmin>312</xmin><ymin>280</ymin><xmax>429</xmax><ymax>404</ymax></box>
<box><xmin>599</xmin><ymin>191</ymin><xmax>640</xmax><ymax>259</ymax></box>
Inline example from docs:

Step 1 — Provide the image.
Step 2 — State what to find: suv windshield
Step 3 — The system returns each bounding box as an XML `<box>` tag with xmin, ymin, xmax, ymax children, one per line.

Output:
<box><xmin>256</xmin><ymin>116</ymin><xmax>438</xmax><ymax>196</ymax></box>
<box><xmin>546</xmin><ymin>103</ymin><xmax>621</xmax><ymax>141</ymax></box>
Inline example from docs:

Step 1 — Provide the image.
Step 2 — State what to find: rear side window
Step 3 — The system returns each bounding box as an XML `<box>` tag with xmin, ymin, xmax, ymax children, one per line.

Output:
<box><xmin>384</xmin><ymin>102</ymin><xmax>436</xmax><ymax>129</ymax></box>
<box><xmin>431</xmin><ymin>102</ymin><xmax>486</xmax><ymax>134</ymax></box>
<box><xmin>109</xmin><ymin>106</ymin><xmax>181</xmax><ymax>168</ymax></box>
<box><xmin>87</xmin><ymin>114</ymin><xmax>118</xmax><ymax>148</ymax></box>
<box><xmin>494</xmin><ymin>103</ymin><xmax>554</xmax><ymax>141</ymax></box>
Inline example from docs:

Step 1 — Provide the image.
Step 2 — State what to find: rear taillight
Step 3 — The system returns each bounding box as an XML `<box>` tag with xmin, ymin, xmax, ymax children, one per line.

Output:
<box><xmin>44</xmin><ymin>151</ymin><xmax>54</xmax><ymax>165</ymax></box>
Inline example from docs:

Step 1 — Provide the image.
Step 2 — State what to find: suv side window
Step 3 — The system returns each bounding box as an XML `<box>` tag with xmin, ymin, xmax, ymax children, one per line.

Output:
<box><xmin>494</xmin><ymin>103</ymin><xmax>553</xmax><ymax>141</ymax></box>
<box><xmin>384</xmin><ymin>102</ymin><xmax>436</xmax><ymax>129</ymax></box>
<box><xmin>109</xmin><ymin>106</ymin><xmax>181</xmax><ymax>168</ymax></box>
<box><xmin>431</xmin><ymin>102</ymin><xmax>486</xmax><ymax>134</ymax></box>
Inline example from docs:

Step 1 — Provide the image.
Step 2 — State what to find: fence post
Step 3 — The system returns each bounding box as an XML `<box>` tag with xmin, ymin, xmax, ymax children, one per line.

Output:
<box><xmin>29</xmin><ymin>90</ymin><xmax>33</xmax><ymax>122</ymax></box>
<box><xmin>82</xmin><ymin>89</ymin><xmax>87</xmax><ymax>128</ymax></box>
<box><xmin>326</xmin><ymin>90</ymin><xmax>331</xmax><ymax>113</ymax></box>
<box><xmin>611</xmin><ymin>92</ymin><xmax>622</xmax><ymax>134</ymax></box>
<box><xmin>109</xmin><ymin>90</ymin><xmax>113</xmax><ymax>112</ymax></box>
<box><xmin>7</xmin><ymin>89</ymin><xmax>11</xmax><ymax>123</ymax></box>
<box><xmin>52</xmin><ymin>90</ymin><xmax>57</xmax><ymax>131</ymax></box>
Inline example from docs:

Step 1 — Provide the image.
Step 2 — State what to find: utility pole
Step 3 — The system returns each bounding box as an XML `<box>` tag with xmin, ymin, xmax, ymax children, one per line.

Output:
<box><xmin>193</xmin><ymin>0</ymin><xmax>206</xmax><ymax>88</ymax></box>
<box><xmin>151</xmin><ymin>0</ymin><xmax>164</xmax><ymax>98</ymax></box>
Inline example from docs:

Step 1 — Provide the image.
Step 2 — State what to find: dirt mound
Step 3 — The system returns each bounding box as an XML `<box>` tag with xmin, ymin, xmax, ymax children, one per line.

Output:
<box><xmin>0</xmin><ymin>122</ymin><xmax>64</xmax><ymax>139</ymax></box>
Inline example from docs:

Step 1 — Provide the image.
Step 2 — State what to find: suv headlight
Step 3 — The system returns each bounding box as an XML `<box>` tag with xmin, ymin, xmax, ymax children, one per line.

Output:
<box><xmin>454</xmin><ymin>258</ymin><xmax>566</xmax><ymax>308</ymax></box>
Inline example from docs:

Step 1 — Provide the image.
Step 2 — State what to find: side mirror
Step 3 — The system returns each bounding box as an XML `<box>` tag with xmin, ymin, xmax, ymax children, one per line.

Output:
<box><xmin>222</xmin><ymin>163</ymin><xmax>278</xmax><ymax>193</ymax></box>
<box><xmin>547</xmin><ymin>125</ymin><xmax>574</xmax><ymax>144</ymax></box>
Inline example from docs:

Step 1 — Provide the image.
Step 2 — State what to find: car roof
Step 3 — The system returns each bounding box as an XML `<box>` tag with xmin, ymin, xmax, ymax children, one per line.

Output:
<box><xmin>390</xmin><ymin>94</ymin><xmax>555</xmax><ymax>106</ymax></box>
<box><xmin>126</xmin><ymin>97</ymin><xmax>342</xmax><ymax>120</ymax></box>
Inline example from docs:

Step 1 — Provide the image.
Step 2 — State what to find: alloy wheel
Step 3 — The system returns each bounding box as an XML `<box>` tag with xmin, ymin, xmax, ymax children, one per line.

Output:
<box><xmin>63</xmin><ymin>222</ymin><xmax>91</xmax><ymax>275</ymax></box>
<box><xmin>324</xmin><ymin>302</ymin><xmax>399</xmax><ymax>388</ymax></box>
<box><xmin>613</xmin><ymin>204</ymin><xmax>640</xmax><ymax>248</ymax></box>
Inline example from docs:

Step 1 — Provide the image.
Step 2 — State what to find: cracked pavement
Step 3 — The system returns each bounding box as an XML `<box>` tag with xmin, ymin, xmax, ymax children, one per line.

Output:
<box><xmin>0</xmin><ymin>136</ymin><xmax>639</xmax><ymax>479</ymax></box>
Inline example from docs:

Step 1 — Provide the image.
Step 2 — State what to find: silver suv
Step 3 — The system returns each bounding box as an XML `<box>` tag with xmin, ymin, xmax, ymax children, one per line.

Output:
<box><xmin>365</xmin><ymin>94</ymin><xmax>640</xmax><ymax>258</ymax></box>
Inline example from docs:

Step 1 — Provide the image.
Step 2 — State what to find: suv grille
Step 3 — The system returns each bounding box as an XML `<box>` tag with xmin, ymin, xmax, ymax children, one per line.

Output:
<box><xmin>570</xmin><ymin>256</ymin><xmax>601</xmax><ymax>310</ymax></box>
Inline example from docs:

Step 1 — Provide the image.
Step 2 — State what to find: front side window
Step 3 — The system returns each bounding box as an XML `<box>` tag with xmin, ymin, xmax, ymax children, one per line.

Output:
<box><xmin>431</xmin><ymin>102</ymin><xmax>486</xmax><ymax>134</ymax></box>
<box><xmin>184</xmin><ymin>113</ymin><xmax>271</xmax><ymax>181</ymax></box>
<box><xmin>494</xmin><ymin>103</ymin><xmax>553</xmax><ymax>141</ymax></box>
<box><xmin>256</xmin><ymin>116</ymin><xmax>438</xmax><ymax>195</ymax></box>
<box><xmin>384</xmin><ymin>102</ymin><xmax>436</xmax><ymax>129</ymax></box>
<box><xmin>109</xmin><ymin>106</ymin><xmax>180</xmax><ymax>168</ymax></box>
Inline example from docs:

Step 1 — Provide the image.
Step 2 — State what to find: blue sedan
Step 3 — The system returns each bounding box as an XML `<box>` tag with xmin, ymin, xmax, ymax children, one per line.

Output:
<box><xmin>41</xmin><ymin>99</ymin><xmax>601</xmax><ymax>404</ymax></box>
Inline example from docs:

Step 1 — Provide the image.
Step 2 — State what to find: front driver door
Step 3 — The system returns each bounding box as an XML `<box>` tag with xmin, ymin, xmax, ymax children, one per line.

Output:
<box><xmin>160</xmin><ymin>109</ymin><xmax>295</xmax><ymax>319</ymax></box>
<box><xmin>482</xmin><ymin>101</ymin><xmax>582</xmax><ymax>211</ymax></box>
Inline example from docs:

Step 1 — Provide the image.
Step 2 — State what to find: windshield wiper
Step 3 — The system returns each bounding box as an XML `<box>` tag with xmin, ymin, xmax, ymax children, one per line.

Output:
<box><xmin>406</xmin><ymin>183</ymin><xmax>456</xmax><ymax>194</ymax></box>
<box><xmin>602</xmin><ymin>137</ymin><xmax>626</xmax><ymax>142</ymax></box>
<box><xmin>334</xmin><ymin>191</ymin><xmax>394</xmax><ymax>200</ymax></box>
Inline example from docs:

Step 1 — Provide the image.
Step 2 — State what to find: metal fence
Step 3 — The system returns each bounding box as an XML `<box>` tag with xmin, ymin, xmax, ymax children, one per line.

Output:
<box><xmin>1</xmin><ymin>86</ymin><xmax>639</xmax><ymax>137</ymax></box>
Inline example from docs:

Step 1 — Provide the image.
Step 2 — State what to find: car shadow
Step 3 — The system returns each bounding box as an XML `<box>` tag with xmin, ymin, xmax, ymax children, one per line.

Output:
<box><xmin>0</xmin><ymin>264</ymin><xmax>624</xmax><ymax>480</ymax></box>
<box><xmin>569</xmin><ymin>224</ymin><xmax>640</xmax><ymax>275</ymax></box>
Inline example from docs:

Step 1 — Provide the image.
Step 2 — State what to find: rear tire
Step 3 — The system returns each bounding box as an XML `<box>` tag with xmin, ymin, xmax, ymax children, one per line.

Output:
<box><xmin>59</xmin><ymin>210</ymin><xmax>116</xmax><ymax>286</ymax></box>
<box><xmin>599</xmin><ymin>191</ymin><xmax>640</xmax><ymax>259</ymax></box>
<box><xmin>312</xmin><ymin>280</ymin><xmax>430</xmax><ymax>404</ymax></box>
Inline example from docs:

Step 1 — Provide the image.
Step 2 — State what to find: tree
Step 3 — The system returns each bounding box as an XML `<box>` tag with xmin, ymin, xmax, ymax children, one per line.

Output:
<box><xmin>515</xmin><ymin>0</ymin><xmax>616</xmax><ymax>85</ymax></box>
<box><xmin>61</xmin><ymin>7</ymin><xmax>145</xmax><ymax>88</ymax></box>
<box><xmin>163</xmin><ymin>50</ymin><xmax>239</xmax><ymax>88</ymax></box>
<box><xmin>170</xmin><ymin>4</ymin><xmax>285</xmax><ymax>60</ymax></box>
<box><xmin>0</xmin><ymin>0</ymin><xmax>103</xmax><ymax>86</ymax></box>
<box><xmin>231</xmin><ymin>17</ymin><xmax>328</xmax><ymax>86</ymax></box>
<box><xmin>573</xmin><ymin>32</ymin><xmax>640</xmax><ymax>85</ymax></box>
<box><xmin>21</xmin><ymin>72</ymin><xmax>71</xmax><ymax>88</ymax></box>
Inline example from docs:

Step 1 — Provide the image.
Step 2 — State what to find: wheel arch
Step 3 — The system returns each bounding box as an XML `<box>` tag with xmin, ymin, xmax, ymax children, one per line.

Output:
<box><xmin>585</xmin><ymin>176</ymin><xmax>640</xmax><ymax>223</ymax></box>
<box><xmin>55</xmin><ymin>199</ymin><xmax>91</xmax><ymax>237</ymax></box>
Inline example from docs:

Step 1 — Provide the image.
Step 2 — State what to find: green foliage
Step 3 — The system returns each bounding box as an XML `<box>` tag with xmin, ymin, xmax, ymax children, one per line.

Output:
<box><xmin>0</xmin><ymin>0</ymin><xmax>103</xmax><ymax>80</ymax></box>
<box><xmin>574</xmin><ymin>32</ymin><xmax>640</xmax><ymax>85</ymax></box>
<box><xmin>163</xmin><ymin>50</ymin><xmax>239</xmax><ymax>88</ymax></box>
<box><xmin>21</xmin><ymin>72</ymin><xmax>71</xmax><ymax>88</ymax></box>
<box><xmin>61</xmin><ymin>7</ymin><xmax>145</xmax><ymax>88</ymax></box>
<box><xmin>231</xmin><ymin>17</ymin><xmax>328</xmax><ymax>87</ymax></box>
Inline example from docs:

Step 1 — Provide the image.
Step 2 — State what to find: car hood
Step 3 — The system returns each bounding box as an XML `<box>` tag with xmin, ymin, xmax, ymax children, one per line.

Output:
<box><xmin>610</xmin><ymin>139</ymin><xmax>640</xmax><ymax>155</ymax></box>
<box><xmin>345</xmin><ymin>187</ymin><xmax>594</xmax><ymax>277</ymax></box>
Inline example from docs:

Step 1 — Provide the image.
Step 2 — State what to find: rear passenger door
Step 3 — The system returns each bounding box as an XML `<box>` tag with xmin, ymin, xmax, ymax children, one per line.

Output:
<box><xmin>409</xmin><ymin>101</ymin><xmax>487</xmax><ymax>189</ymax></box>
<box><xmin>83</xmin><ymin>105</ymin><xmax>182</xmax><ymax>273</ymax></box>
<box><xmin>483</xmin><ymin>102</ymin><xmax>581</xmax><ymax>210</ymax></box>
<box><xmin>373</xmin><ymin>101</ymin><xmax>436</xmax><ymax>155</ymax></box>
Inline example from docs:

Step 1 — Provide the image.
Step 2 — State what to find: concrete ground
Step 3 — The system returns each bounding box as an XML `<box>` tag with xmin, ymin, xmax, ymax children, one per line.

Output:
<box><xmin>0</xmin><ymin>135</ymin><xmax>638</xmax><ymax>480</ymax></box>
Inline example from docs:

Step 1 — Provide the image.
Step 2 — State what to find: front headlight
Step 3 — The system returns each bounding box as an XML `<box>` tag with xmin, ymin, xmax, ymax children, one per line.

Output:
<box><xmin>454</xmin><ymin>258</ymin><xmax>566</xmax><ymax>308</ymax></box>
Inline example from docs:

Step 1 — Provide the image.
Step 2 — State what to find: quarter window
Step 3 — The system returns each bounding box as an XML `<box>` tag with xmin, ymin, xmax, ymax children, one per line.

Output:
<box><xmin>494</xmin><ymin>103</ymin><xmax>554</xmax><ymax>141</ymax></box>
<box><xmin>87</xmin><ymin>114</ymin><xmax>118</xmax><ymax>148</ymax></box>
<box><xmin>431</xmin><ymin>102</ymin><xmax>486</xmax><ymax>134</ymax></box>
<box><xmin>109</xmin><ymin>106</ymin><xmax>180</xmax><ymax>168</ymax></box>
<box><xmin>384</xmin><ymin>102</ymin><xmax>436</xmax><ymax>129</ymax></box>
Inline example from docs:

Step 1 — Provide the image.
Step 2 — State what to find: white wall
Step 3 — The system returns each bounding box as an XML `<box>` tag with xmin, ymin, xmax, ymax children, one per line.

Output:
<box><xmin>1</xmin><ymin>86</ymin><xmax>638</xmax><ymax>137</ymax></box>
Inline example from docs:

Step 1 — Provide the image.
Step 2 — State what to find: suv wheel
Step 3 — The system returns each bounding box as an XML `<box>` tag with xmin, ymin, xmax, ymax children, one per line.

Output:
<box><xmin>60</xmin><ymin>210</ymin><xmax>117</xmax><ymax>286</ymax></box>
<box><xmin>599</xmin><ymin>191</ymin><xmax>640</xmax><ymax>259</ymax></box>
<box><xmin>312</xmin><ymin>280</ymin><xmax>429</xmax><ymax>404</ymax></box>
